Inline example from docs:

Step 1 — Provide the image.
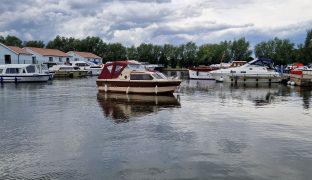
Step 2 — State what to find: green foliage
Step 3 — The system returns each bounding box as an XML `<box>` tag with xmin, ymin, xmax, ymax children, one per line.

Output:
<box><xmin>23</xmin><ymin>40</ymin><xmax>45</xmax><ymax>48</ymax></box>
<box><xmin>2</xmin><ymin>30</ymin><xmax>312</xmax><ymax>66</ymax></box>
<box><xmin>255</xmin><ymin>37</ymin><xmax>294</xmax><ymax>65</ymax></box>
<box><xmin>1</xmin><ymin>35</ymin><xmax>22</xmax><ymax>47</ymax></box>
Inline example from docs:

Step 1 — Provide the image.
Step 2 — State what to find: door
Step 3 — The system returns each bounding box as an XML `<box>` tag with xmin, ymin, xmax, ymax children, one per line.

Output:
<box><xmin>32</xmin><ymin>56</ymin><xmax>37</xmax><ymax>64</ymax></box>
<box><xmin>4</xmin><ymin>55</ymin><xmax>11</xmax><ymax>64</ymax></box>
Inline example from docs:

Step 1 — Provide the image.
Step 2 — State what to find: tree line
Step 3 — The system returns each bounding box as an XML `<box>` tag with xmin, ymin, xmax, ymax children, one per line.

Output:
<box><xmin>1</xmin><ymin>29</ymin><xmax>311</xmax><ymax>67</ymax></box>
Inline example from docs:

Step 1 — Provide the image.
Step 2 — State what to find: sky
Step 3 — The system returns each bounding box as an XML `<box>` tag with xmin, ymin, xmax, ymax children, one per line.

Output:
<box><xmin>0</xmin><ymin>0</ymin><xmax>312</xmax><ymax>47</ymax></box>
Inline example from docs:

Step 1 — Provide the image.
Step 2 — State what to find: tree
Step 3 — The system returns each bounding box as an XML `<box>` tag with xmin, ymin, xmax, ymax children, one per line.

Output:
<box><xmin>104</xmin><ymin>43</ymin><xmax>127</xmax><ymax>62</ymax></box>
<box><xmin>126</xmin><ymin>45</ymin><xmax>138</xmax><ymax>60</ymax></box>
<box><xmin>23</xmin><ymin>40</ymin><xmax>45</xmax><ymax>48</ymax></box>
<box><xmin>183</xmin><ymin>42</ymin><xmax>198</xmax><ymax>67</ymax></box>
<box><xmin>4</xmin><ymin>35</ymin><xmax>22</xmax><ymax>47</ymax></box>
<box><xmin>255</xmin><ymin>37</ymin><xmax>295</xmax><ymax>65</ymax></box>
<box><xmin>301</xmin><ymin>29</ymin><xmax>312</xmax><ymax>64</ymax></box>
<box><xmin>230</xmin><ymin>38</ymin><xmax>252</xmax><ymax>60</ymax></box>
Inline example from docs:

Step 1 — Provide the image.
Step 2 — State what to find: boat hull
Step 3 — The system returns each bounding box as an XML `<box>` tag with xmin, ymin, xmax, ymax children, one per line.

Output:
<box><xmin>188</xmin><ymin>70</ymin><xmax>215</xmax><ymax>80</ymax></box>
<box><xmin>96</xmin><ymin>80</ymin><xmax>181</xmax><ymax>94</ymax></box>
<box><xmin>0</xmin><ymin>74</ymin><xmax>51</xmax><ymax>83</ymax></box>
<box><xmin>53</xmin><ymin>70</ymin><xmax>88</xmax><ymax>78</ymax></box>
<box><xmin>212</xmin><ymin>73</ymin><xmax>281</xmax><ymax>83</ymax></box>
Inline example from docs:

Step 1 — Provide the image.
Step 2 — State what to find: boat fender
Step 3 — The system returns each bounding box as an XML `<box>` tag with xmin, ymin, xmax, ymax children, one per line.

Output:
<box><xmin>104</xmin><ymin>84</ymin><xmax>107</xmax><ymax>92</ymax></box>
<box><xmin>0</xmin><ymin>77</ymin><xmax>3</xmax><ymax>84</ymax></box>
<box><xmin>15</xmin><ymin>77</ymin><xmax>18</xmax><ymax>84</ymax></box>
<box><xmin>155</xmin><ymin>85</ymin><xmax>158</xmax><ymax>95</ymax></box>
<box><xmin>290</xmin><ymin>81</ymin><xmax>295</xmax><ymax>86</ymax></box>
<box><xmin>287</xmin><ymin>81</ymin><xmax>291</xmax><ymax>85</ymax></box>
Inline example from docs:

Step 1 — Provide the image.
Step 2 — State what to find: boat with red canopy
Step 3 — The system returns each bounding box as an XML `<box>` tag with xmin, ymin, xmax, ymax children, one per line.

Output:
<box><xmin>96</xmin><ymin>60</ymin><xmax>182</xmax><ymax>94</ymax></box>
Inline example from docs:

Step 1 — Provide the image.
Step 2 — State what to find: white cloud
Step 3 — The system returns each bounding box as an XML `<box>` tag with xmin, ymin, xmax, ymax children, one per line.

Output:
<box><xmin>0</xmin><ymin>0</ymin><xmax>311</xmax><ymax>46</ymax></box>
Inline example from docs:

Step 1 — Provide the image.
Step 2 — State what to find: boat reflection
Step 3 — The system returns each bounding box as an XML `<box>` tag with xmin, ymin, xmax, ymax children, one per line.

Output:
<box><xmin>97</xmin><ymin>93</ymin><xmax>181</xmax><ymax>123</ymax></box>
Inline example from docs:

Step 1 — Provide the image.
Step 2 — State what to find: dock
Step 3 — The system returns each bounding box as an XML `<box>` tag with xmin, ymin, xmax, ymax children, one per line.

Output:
<box><xmin>282</xmin><ymin>70</ymin><xmax>312</xmax><ymax>87</ymax></box>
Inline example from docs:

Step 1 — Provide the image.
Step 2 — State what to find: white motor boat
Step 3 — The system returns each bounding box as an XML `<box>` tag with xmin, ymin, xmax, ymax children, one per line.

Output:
<box><xmin>210</xmin><ymin>58</ymin><xmax>281</xmax><ymax>83</ymax></box>
<box><xmin>0</xmin><ymin>64</ymin><xmax>52</xmax><ymax>83</ymax></box>
<box><xmin>70</xmin><ymin>61</ymin><xmax>103</xmax><ymax>76</ymax></box>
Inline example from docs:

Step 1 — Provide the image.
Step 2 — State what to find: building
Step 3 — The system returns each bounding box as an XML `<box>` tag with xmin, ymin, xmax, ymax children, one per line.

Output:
<box><xmin>0</xmin><ymin>43</ymin><xmax>33</xmax><ymax>64</ymax></box>
<box><xmin>24</xmin><ymin>47</ymin><xmax>71</xmax><ymax>64</ymax></box>
<box><xmin>67</xmin><ymin>51</ymin><xmax>102</xmax><ymax>64</ymax></box>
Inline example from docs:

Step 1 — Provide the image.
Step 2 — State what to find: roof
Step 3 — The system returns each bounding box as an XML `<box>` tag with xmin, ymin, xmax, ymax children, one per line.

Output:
<box><xmin>7</xmin><ymin>46</ymin><xmax>33</xmax><ymax>55</ymax></box>
<box><xmin>69</xmin><ymin>51</ymin><xmax>101</xmax><ymax>59</ymax></box>
<box><xmin>26</xmin><ymin>47</ymin><xmax>70</xmax><ymax>57</ymax></box>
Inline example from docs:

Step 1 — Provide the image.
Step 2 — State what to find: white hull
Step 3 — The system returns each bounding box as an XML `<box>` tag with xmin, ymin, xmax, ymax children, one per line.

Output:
<box><xmin>188</xmin><ymin>70</ymin><xmax>214</xmax><ymax>80</ymax></box>
<box><xmin>0</xmin><ymin>75</ymin><xmax>51</xmax><ymax>82</ymax></box>
<box><xmin>89</xmin><ymin>68</ymin><xmax>102</xmax><ymax>76</ymax></box>
<box><xmin>98</xmin><ymin>86</ymin><xmax>178</xmax><ymax>94</ymax></box>
<box><xmin>212</xmin><ymin>73</ymin><xmax>281</xmax><ymax>83</ymax></box>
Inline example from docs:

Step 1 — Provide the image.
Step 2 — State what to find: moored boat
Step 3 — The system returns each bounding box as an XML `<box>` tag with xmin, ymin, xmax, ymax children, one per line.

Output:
<box><xmin>210</xmin><ymin>58</ymin><xmax>281</xmax><ymax>83</ymax></box>
<box><xmin>49</xmin><ymin>65</ymin><xmax>88</xmax><ymax>78</ymax></box>
<box><xmin>70</xmin><ymin>61</ymin><xmax>103</xmax><ymax>76</ymax></box>
<box><xmin>96</xmin><ymin>61</ymin><xmax>182</xmax><ymax>94</ymax></box>
<box><xmin>0</xmin><ymin>64</ymin><xmax>52</xmax><ymax>83</ymax></box>
<box><xmin>188</xmin><ymin>61</ymin><xmax>246</xmax><ymax>80</ymax></box>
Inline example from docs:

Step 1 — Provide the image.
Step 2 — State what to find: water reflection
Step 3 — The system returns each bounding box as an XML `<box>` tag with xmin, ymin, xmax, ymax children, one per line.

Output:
<box><xmin>97</xmin><ymin>93</ymin><xmax>181</xmax><ymax>123</ymax></box>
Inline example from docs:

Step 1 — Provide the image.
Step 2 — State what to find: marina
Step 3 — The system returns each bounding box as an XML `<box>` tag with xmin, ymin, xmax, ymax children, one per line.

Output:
<box><xmin>1</xmin><ymin>74</ymin><xmax>312</xmax><ymax>179</ymax></box>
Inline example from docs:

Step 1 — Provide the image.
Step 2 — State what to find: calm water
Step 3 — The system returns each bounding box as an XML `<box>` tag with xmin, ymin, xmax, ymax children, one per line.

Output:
<box><xmin>1</xmin><ymin>73</ymin><xmax>312</xmax><ymax>180</ymax></box>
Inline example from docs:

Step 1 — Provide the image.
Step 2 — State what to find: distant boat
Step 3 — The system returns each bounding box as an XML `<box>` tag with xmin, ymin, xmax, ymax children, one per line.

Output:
<box><xmin>210</xmin><ymin>58</ymin><xmax>281</xmax><ymax>83</ymax></box>
<box><xmin>49</xmin><ymin>65</ymin><xmax>88</xmax><ymax>78</ymax></box>
<box><xmin>188</xmin><ymin>61</ymin><xmax>246</xmax><ymax>80</ymax></box>
<box><xmin>96</xmin><ymin>60</ymin><xmax>181</xmax><ymax>94</ymax></box>
<box><xmin>0</xmin><ymin>64</ymin><xmax>52</xmax><ymax>83</ymax></box>
<box><xmin>70</xmin><ymin>61</ymin><xmax>103</xmax><ymax>76</ymax></box>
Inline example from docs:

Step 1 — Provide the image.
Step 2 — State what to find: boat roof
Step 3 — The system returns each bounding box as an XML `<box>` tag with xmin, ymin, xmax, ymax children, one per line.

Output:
<box><xmin>0</xmin><ymin>64</ymin><xmax>34</xmax><ymax>68</ymax></box>
<box><xmin>249</xmin><ymin>58</ymin><xmax>273</xmax><ymax>64</ymax></box>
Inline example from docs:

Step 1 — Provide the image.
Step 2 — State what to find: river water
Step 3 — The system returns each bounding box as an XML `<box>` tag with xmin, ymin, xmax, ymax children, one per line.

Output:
<box><xmin>0</xmin><ymin>73</ymin><xmax>312</xmax><ymax>180</ymax></box>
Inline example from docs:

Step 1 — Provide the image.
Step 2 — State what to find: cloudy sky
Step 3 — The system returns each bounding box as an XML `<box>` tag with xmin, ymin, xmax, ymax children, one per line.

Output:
<box><xmin>0</xmin><ymin>0</ymin><xmax>311</xmax><ymax>46</ymax></box>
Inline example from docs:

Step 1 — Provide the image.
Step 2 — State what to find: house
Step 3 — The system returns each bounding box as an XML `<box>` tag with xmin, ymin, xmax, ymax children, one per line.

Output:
<box><xmin>0</xmin><ymin>43</ymin><xmax>33</xmax><ymax>64</ymax></box>
<box><xmin>24</xmin><ymin>47</ymin><xmax>71</xmax><ymax>64</ymax></box>
<box><xmin>67</xmin><ymin>51</ymin><xmax>102</xmax><ymax>64</ymax></box>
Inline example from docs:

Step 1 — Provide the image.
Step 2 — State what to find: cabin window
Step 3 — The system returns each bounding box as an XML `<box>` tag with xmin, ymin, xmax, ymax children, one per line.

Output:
<box><xmin>127</xmin><ymin>64</ymin><xmax>145</xmax><ymax>70</ymax></box>
<box><xmin>26</xmin><ymin>65</ymin><xmax>36</xmax><ymax>73</ymax></box>
<box><xmin>152</xmin><ymin>73</ymin><xmax>164</xmax><ymax>79</ymax></box>
<box><xmin>115</xmin><ymin>65</ymin><xmax>123</xmax><ymax>73</ymax></box>
<box><xmin>0</xmin><ymin>69</ymin><xmax>3</xmax><ymax>74</ymax></box>
<box><xmin>130</xmin><ymin>74</ymin><xmax>153</xmax><ymax>80</ymax></box>
<box><xmin>240</xmin><ymin>71</ymin><xmax>246</xmax><ymax>73</ymax></box>
<box><xmin>75</xmin><ymin>58</ymin><xmax>79</xmax><ymax>61</ymax></box>
<box><xmin>107</xmin><ymin>65</ymin><xmax>113</xmax><ymax>73</ymax></box>
<box><xmin>6</xmin><ymin>68</ymin><xmax>21</xmax><ymax>74</ymax></box>
<box><xmin>230</xmin><ymin>70</ymin><xmax>236</xmax><ymax>73</ymax></box>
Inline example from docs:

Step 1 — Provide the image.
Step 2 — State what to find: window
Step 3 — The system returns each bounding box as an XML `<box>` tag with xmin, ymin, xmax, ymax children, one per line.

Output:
<box><xmin>152</xmin><ymin>73</ymin><xmax>164</xmax><ymax>79</ymax></box>
<box><xmin>107</xmin><ymin>65</ymin><xmax>113</xmax><ymax>73</ymax></box>
<box><xmin>4</xmin><ymin>55</ymin><xmax>11</xmax><ymax>64</ymax></box>
<box><xmin>130</xmin><ymin>74</ymin><xmax>153</xmax><ymax>80</ymax></box>
<box><xmin>26</xmin><ymin>65</ymin><xmax>36</xmax><ymax>73</ymax></box>
<box><xmin>127</xmin><ymin>64</ymin><xmax>145</xmax><ymax>70</ymax></box>
<box><xmin>49</xmin><ymin>57</ymin><xmax>53</xmax><ymax>62</ymax></box>
<box><xmin>6</xmin><ymin>68</ymin><xmax>21</xmax><ymax>74</ymax></box>
<box><xmin>32</xmin><ymin>57</ymin><xmax>37</xmax><ymax>64</ymax></box>
<box><xmin>59</xmin><ymin>57</ymin><xmax>62</xmax><ymax>62</ymax></box>
<box><xmin>75</xmin><ymin>58</ymin><xmax>79</xmax><ymax>61</ymax></box>
<box><xmin>230</xmin><ymin>70</ymin><xmax>236</xmax><ymax>73</ymax></box>
<box><xmin>115</xmin><ymin>65</ymin><xmax>123</xmax><ymax>73</ymax></box>
<box><xmin>240</xmin><ymin>71</ymin><xmax>246</xmax><ymax>73</ymax></box>
<box><xmin>0</xmin><ymin>69</ymin><xmax>3</xmax><ymax>74</ymax></box>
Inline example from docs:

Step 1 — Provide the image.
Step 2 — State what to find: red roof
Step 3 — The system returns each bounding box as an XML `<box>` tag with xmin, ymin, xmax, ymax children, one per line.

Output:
<box><xmin>98</xmin><ymin>61</ymin><xmax>138</xmax><ymax>79</ymax></box>
<box><xmin>26</xmin><ymin>47</ymin><xmax>70</xmax><ymax>57</ymax></box>
<box><xmin>71</xmin><ymin>51</ymin><xmax>101</xmax><ymax>59</ymax></box>
<box><xmin>7</xmin><ymin>46</ymin><xmax>32</xmax><ymax>55</ymax></box>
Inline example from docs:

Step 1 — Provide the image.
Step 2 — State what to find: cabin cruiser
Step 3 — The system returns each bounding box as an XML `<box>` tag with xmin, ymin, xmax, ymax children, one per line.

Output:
<box><xmin>0</xmin><ymin>64</ymin><xmax>52</xmax><ymax>83</ymax></box>
<box><xmin>49</xmin><ymin>65</ymin><xmax>88</xmax><ymax>78</ymax></box>
<box><xmin>188</xmin><ymin>61</ymin><xmax>246</xmax><ymax>80</ymax></box>
<box><xmin>96</xmin><ymin>60</ymin><xmax>182</xmax><ymax>94</ymax></box>
<box><xmin>210</xmin><ymin>58</ymin><xmax>281</xmax><ymax>83</ymax></box>
<box><xmin>70</xmin><ymin>61</ymin><xmax>103</xmax><ymax>76</ymax></box>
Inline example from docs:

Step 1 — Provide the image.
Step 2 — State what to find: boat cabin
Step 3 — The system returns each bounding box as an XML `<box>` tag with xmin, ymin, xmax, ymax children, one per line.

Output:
<box><xmin>0</xmin><ymin>64</ymin><xmax>39</xmax><ymax>75</ymax></box>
